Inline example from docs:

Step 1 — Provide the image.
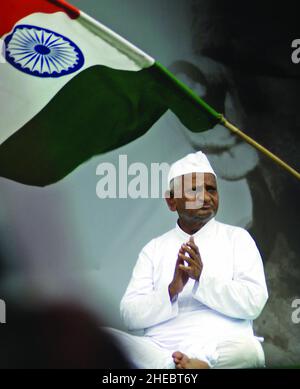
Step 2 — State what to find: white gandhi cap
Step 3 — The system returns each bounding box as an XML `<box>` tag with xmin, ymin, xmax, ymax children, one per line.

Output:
<box><xmin>167</xmin><ymin>151</ymin><xmax>216</xmax><ymax>189</ymax></box>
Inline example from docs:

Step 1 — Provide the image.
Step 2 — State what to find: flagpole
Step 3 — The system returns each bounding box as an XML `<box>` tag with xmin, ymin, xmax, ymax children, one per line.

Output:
<box><xmin>220</xmin><ymin>117</ymin><xmax>300</xmax><ymax>180</ymax></box>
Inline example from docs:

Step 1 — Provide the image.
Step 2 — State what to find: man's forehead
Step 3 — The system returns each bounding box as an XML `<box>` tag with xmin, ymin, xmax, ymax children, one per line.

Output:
<box><xmin>185</xmin><ymin>172</ymin><xmax>216</xmax><ymax>182</ymax></box>
<box><xmin>174</xmin><ymin>172</ymin><xmax>217</xmax><ymax>186</ymax></box>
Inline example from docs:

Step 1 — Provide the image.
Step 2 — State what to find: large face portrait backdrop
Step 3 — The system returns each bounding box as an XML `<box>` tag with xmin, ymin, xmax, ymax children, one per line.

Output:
<box><xmin>183</xmin><ymin>0</ymin><xmax>300</xmax><ymax>366</ymax></box>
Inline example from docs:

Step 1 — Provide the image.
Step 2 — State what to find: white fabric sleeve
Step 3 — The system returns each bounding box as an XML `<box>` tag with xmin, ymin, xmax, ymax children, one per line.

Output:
<box><xmin>192</xmin><ymin>229</ymin><xmax>268</xmax><ymax>320</ymax></box>
<box><xmin>120</xmin><ymin>240</ymin><xmax>178</xmax><ymax>331</ymax></box>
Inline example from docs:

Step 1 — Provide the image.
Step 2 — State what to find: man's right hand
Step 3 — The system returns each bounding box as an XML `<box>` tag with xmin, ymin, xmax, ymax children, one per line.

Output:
<box><xmin>168</xmin><ymin>246</ymin><xmax>189</xmax><ymax>301</ymax></box>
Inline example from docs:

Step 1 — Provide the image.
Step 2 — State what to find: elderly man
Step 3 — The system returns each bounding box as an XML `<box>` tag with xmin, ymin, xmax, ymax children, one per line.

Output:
<box><xmin>111</xmin><ymin>151</ymin><xmax>268</xmax><ymax>369</ymax></box>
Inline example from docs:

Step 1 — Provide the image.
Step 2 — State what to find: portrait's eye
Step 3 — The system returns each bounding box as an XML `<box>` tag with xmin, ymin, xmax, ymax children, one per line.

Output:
<box><xmin>169</xmin><ymin>59</ymin><xmax>227</xmax><ymax>114</ymax></box>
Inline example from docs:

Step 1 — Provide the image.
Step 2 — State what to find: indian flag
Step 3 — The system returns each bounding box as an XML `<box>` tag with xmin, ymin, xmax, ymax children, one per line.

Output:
<box><xmin>0</xmin><ymin>0</ymin><xmax>221</xmax><ymax>186</ymax></box>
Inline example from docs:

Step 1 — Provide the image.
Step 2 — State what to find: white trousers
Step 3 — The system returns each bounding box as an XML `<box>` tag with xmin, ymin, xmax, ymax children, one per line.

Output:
<box><xmin>107</xmin><ymin>328</ymin><xmax>265</xmax><ymax>369</ymax></box>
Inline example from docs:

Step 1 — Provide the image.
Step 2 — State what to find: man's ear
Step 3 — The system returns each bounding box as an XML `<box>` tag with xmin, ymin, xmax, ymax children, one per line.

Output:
<box><xmin>165</xmin><ymin>190</ymin><xmax>177</xmax><ymax>212</ymax></box>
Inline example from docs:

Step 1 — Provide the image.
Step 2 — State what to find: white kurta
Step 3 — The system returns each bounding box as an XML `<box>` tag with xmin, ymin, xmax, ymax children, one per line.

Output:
<box><xmin>120</xmin><ymin>218</ymin><xmax>268</xmax><ymax>363</ymax></box>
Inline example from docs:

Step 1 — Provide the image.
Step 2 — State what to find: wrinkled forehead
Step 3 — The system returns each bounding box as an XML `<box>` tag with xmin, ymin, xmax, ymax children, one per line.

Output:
<box><xmin>172</xmin><ymin>172</ymin><xmax>217</xmax><ymax>190</ymax></box>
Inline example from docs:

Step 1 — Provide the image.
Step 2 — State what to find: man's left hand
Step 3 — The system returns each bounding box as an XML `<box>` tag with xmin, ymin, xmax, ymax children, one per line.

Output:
<box><xmin>178</xmin><ymin>236</ymin><xmax>203</xmax><ymax>281</ymax></box>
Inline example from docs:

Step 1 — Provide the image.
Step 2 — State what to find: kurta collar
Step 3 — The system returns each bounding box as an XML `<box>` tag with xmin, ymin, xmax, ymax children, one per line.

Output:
<box><xmin>175</xmin><ymin>217</ymin><xmax>216</xmax><ymax>240</ymax></box>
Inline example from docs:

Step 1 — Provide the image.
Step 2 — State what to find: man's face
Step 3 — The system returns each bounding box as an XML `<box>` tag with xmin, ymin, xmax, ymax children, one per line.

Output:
<box><xmin>168</xmin><ymin>172</ymin><xmax>219</xmax><ymax>225</ymax></box>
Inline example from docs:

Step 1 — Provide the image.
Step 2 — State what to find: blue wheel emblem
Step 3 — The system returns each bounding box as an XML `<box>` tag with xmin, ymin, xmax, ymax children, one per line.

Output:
<box><xmin>5</xmin><ymin>24</ymin><xmax>84</xmax><ymax>78</ymax></box>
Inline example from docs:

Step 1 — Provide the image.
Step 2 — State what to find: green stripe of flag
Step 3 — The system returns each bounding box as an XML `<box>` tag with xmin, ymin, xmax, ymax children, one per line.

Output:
<box><xmin>0</xmin><ymin>62</ymin><xmax>221</xmax><ymax>186</ymax></box>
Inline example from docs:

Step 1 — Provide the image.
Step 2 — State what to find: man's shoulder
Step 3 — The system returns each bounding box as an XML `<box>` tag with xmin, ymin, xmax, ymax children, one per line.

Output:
<box><xmin>214</xmin><ymin>219</ymin><xmax>252</xmax><ymax>239</ymax></box>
